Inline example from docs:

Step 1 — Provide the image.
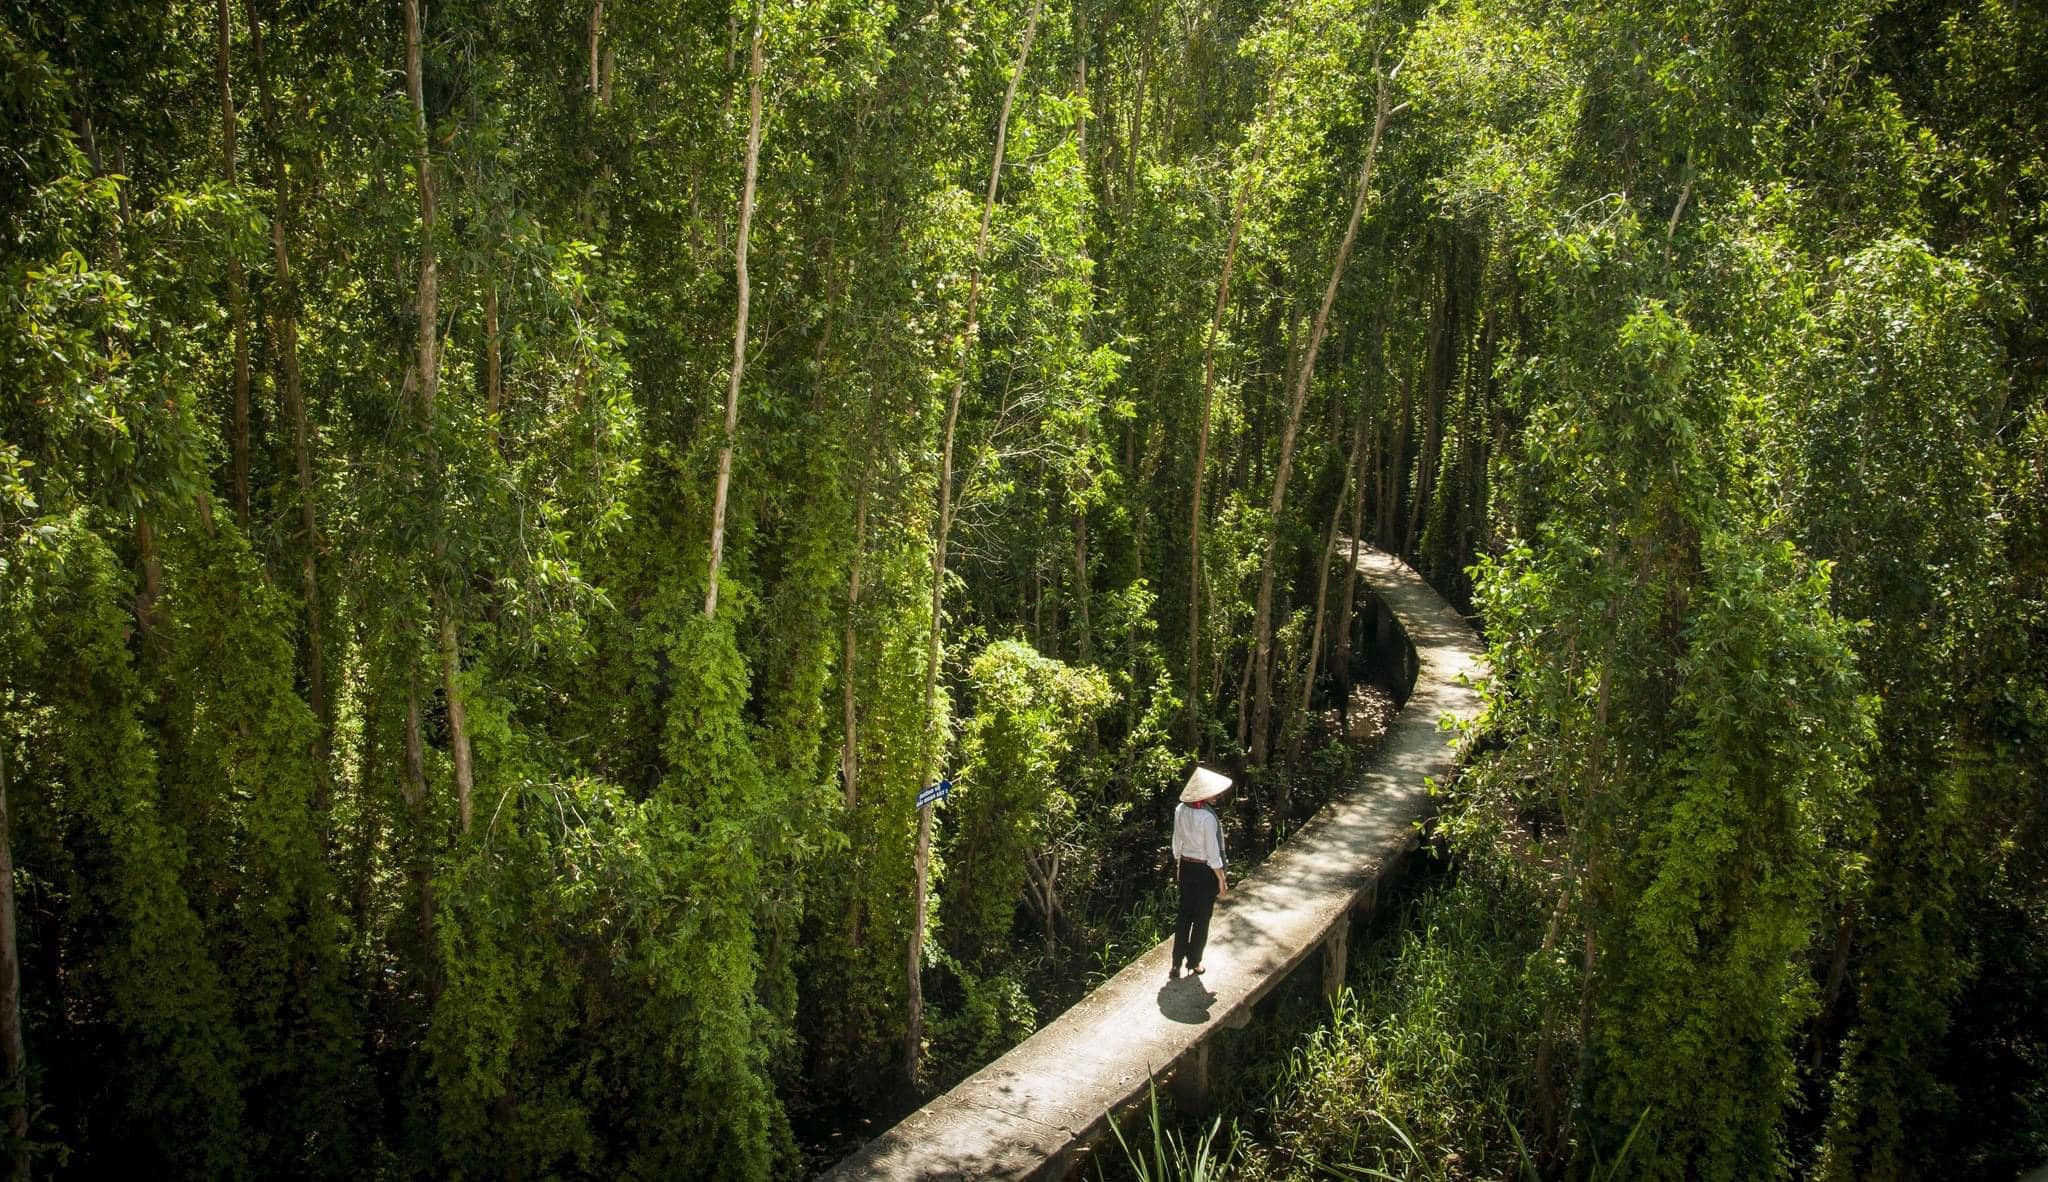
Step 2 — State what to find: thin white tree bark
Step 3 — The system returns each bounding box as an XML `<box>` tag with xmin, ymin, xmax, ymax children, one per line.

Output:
<box><xmin>1185</xmin><ymin>162</ymin><xmax>1255</xmax><ymax>748</ymax></box>
<box><xmin>1299</xmin><ymin>406</ymin><xmax>1368</xmax><ymax>722</ymax></box>
<box><xmin>1248</xmin><ymin>62</ymin><xmax>1405</xmax><ymax>771</ymax></box>
<box><xmin>1185</xmin><ymin>55</ymin><xmax>1294</xmax><ymax>750</ymax></box>
<box><xmin>906</xmin><ymin>0</ymin><xmax>1046</xmax><ymax>1088</ymax></box>
<box><xmin>218</xmin><ymin>0</ymin><xmax>251</xmax><ymax>528</ymax></box>
<box><xmin>1279</xmin><ymin>402</ymin><xmax>1369</xmax><ymax>806</ymax></box>
<box><xmin>587</xmin><ymin>0</ymin><xmax>605</xmax><ymax>100</ymax></box>
<box><xmin>704</xmin><ymin>0</ymin><xmax>765</xmax><ymax>619</ymax></box>
<box><xmin>406</xmin><ymin>0</ymin><xmax>473</xmax><ymax>831</ymax></box>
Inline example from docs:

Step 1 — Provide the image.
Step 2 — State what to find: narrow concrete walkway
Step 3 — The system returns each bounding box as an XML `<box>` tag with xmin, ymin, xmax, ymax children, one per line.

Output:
<box><xmin>820</xmin><ymin>545</ymin><xmax>1485</xmax><ymax>1180</ymax></box>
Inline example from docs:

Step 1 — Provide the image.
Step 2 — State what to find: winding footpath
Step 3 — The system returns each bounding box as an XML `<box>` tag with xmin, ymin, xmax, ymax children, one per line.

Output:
<box><xmin>821</xmin><ymin>544</ymin><xmax>1486</xmax><ymax>1180</ymax></box>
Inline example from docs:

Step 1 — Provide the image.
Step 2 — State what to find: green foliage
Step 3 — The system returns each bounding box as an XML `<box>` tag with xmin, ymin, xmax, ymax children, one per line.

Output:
<box><xmin>154</xmin><ymin>524</ymin><xmax>365</xmax><ymax>1172</ymax></box>
<box><xmin>1</xmin><ymin>517</ymin><xmax>248</xmax><ymax>1176</ymax></box>
<box><xmin>2</xmin><ymin>0</ymin><xmax>2042</xmax><ymax>1176</ymax></box>
<box><xmin>1244</xmin><ymin>869</ymin><xmax>1549</xmax><ymax>1182</ymax></box>
<box><xmin>1107</xmin><ymin>1085</ymin><xmax>1242</xmax><ymax>1182</ymax></box>
<box><xmin>943</xmin><ymin>638</ymin><xmax>1114</xmax><ymax>963</ymax></box>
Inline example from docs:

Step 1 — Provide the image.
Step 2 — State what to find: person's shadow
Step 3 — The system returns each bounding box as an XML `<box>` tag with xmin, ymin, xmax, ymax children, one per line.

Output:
<box><xmin>1156</xmin><ymin>976</ymin><xmax>1216</xmax><ymax>1024</ymax></box>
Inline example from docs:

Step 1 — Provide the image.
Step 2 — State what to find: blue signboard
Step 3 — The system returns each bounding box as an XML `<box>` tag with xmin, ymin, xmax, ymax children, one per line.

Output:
<box><xmin>915</xmin><ymin>779</ymin><xmax>952</xmax><ymax>810</ymax></box>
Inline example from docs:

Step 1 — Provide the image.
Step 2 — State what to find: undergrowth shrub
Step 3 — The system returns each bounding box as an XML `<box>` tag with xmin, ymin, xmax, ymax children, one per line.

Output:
<box><xmin>1240</xmin><ymin>864</ymin><xmax>1548</xmax><ymax>1181</ymax></box>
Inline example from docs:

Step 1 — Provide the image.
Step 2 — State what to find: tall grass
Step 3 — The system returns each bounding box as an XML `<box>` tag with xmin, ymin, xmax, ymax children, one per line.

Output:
<box><xmin>1104</xmin><ymin>1085</ymin><xmax>1243</xmax><ymax>1182</ymax></box>
<box><xmin>1235</xmin><ymin>865</ymin><xmax>1553</xmax><ymax>1180</ymax></box>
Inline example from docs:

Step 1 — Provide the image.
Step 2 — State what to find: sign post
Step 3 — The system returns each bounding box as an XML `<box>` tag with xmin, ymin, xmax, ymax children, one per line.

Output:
<box><xmin>915</xmin><ymin>779</ymin><xmax>952</xmax><ymax>810</ymax></box>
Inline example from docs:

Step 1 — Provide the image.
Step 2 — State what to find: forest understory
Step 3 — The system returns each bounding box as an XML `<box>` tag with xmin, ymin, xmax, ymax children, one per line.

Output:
<box><xmin>3</xmin><ymin>0</ymin><xmax>2045</xmax><ymax>1177</ymax></box>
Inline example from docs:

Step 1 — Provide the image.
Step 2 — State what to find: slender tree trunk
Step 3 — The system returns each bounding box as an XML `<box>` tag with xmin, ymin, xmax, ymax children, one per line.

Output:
<box><xmin>1812</xmin><ymin>903</ymin><xmax>1858</xmax><ymax>1070</ymax></box>
<box><xmin>704</xmin><ymin>0</ymin><xmax>764</xmax><ymax>619</ymax></box>
<box><xmin>1289</xmin><ymin>405</ymin><xmax>1367</xmax><ymax>767</ymax></box>
<box><xmin>1130</xmin><ymin>366</ymin><xmax>1166</xmax><ymax>578</ymax></box>
<box><xmin>1334</xmin><ymin>412</ymin><xmax>1371</xmax><ymax>729</ymax></box>
<box><xmin>1384</xmin><ymin>371</ymin><xmax>1410</xmax><ymax>549</ymax></box>
<box><xmin>217</xmin><ymin>0</ymin><xmax>251</xmax><ymax>527</ymax></box>
<box><xmin>76</xmin><ymin>113</ymin><xmax>164</xmax><ymax>641</ymax></box>
<box><xmin>906</xmin><ymin>0</ymin><xmax>1045</xmax><ymax>1089</ymax></box>
<box><xmin>1024</xmin><ymin>848</ymin><xmax>1062</xmax><ymax>959</ymax></box>
<box><xmin>1123</xmin><ymin>0</ymin><xmax>1161</xmax><ymax>220</ymax></box>
<box><xmin>1536</xmin><ymin>610</ymin><xmax>1615</xmax><ymax>1154</ymax></box>
<box><xmin>405</xmin><ymin>0</ymin><xmax>437</xmax><ymax>435</ymax></box>
<box><xmin>1186</xmin><ymin>141</ymin><xmax>1262</xmax><ymax>750</ymax></box>
<box><xmin>133</xmin><ymin>516</ymin><xmax>162</xmax><ymax>637</ymax></box>
<box><xmin>483</xmin><ymin>283</ymin><xmax>503</xmax><ymax>425</ymax></box>
<box><xmin>1070</xmin><ymin>40</ymin><xmax>1093</xmax><ymax>665</ymax></box>
<box><xmin>0</xmin><ymin>742</ymin><xmax>28</xmax><ymax>1182</ymax></box>
<box><xmin>405</xmin><ymin>0</ymin><xmax>472</xmax><ymax>832</ymax></box>
<box><xmin>1408</xmin><ymin>232</ymin><xmax>1465</xmax><ymax>555</ymax></box>
<box><xmin>251</xmin><ymin>11</ymin><xmax>331</xmax><ymax>781</ymax></box>
<box><xmin>436</xmin><ymin>597</ymin><xmax>474</xmax><ymax>832</ymax></box>
<box><xmin>587</xmin><ymin>0</ymin><xmax>605</xmax><ymax>100</ymax></box>
<box><xmin>1249</xmin><ymin>69</ymin><xmax>1403</xmax><ymax>772</ymax></box>
<box><xmin>402</xmin><ymin>677</ymin><xmax>438</xmax><ymax>1006</ymax></box>
<box><xmin>1073</xmin><ymin>510</ymin><xmax>1092</xmax><ymax>662</ymax></box>
<box><xmin>840</xmin><ymin>434</ymin><xmax>873</xmax><ymax>809</ymax></box>
<box><xmin>1182</xmin><ymin>43</ymin><xmax>1311</xmax><ymax>747</ymax></box>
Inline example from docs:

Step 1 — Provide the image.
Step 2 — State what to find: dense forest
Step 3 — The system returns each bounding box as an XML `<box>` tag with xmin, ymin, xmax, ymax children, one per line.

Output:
<box><xmin>1</xmin><ymin>0</ymin><xmax>2043</xmax><ymax>1176</ymax></box>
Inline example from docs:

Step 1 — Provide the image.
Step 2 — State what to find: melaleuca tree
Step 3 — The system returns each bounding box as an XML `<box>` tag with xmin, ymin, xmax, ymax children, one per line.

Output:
<box><xmin>6</xmin><ymin>0</ymin><xmax>2044</xmax><ymax>1175</ymax></box>
<box><xmin>3</xmin><ymin>522</ymin><xmax>252</xmax><ymax>1176</ymax></box>
<box><xmin>961</xmin><ymin>74</ymin><xmax>1124</xmax><ymax>659</ymax></box>
<box><xmin>1780</xmin><ymin>240</ymin><xmax>2021</xmax><ymax>1180</ymax></box>
<box><xmin>153</xmin><ymin>524</ymin><xmax>366</xmax><ymax>1171</ymax></box>
<box><xmin>0</xmin><ymin>49</ymin><xmax>261</xmax><ymax>1169</ymax></box>
<box><xmin>783</xmin><ymin>0</ymin><xmax>981</xmax><ymax>1098</ymax></box>
<box><xmin>941</xmin><ymin>639</ymin><xmax>1114</xmax><ymax>964</ymax></box>
<box><xmin>1467</xmin><ymin>206</ymin><xmax>1870</xmax><ymax>1177</ymax></box>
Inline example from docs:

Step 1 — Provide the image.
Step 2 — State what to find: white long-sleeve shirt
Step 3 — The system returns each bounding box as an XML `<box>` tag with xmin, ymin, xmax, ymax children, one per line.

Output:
<box><xmin>1171</xmin><ymin>803</ymin><xmax>1226</xmax><ymax>870</ymax></box>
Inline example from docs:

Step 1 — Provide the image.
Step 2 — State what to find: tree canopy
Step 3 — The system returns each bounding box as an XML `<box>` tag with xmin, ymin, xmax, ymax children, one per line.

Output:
<box><xmin>0</xmin><ymin>0</ymin><xmax>2041</xmax><ymax>1176</ymax></box>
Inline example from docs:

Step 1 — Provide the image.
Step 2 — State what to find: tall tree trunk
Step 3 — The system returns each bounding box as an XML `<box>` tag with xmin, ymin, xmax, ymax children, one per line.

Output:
<box><xmin>704</xmin><ymin>0</ymin><xmax>764</xmax><ymax>619</ymax></box>
<box><xmin>840</xmin><ymin>407</ymin><xmax>876</xmax><ymax>810</ymax></box>
<box><xmin>76</xmin><ymin>111</ymin><xmax>164</xmax><ymax>641</ymax></box>
<box><xmin>483</xmin><ymin>282</ymin><xmax>503</xmax><ymax>425</ymax></box>
<box><xmin>1070</xmin><ymin>41</ymin><xmax>1093</xmax><ymax>664</ymax></box>
<box><xmin>1072</xmin><ymin>430</ymin><xmax>1092</xmax><ymax>664</ymax></box>
<box><xmin>1383</xmin><ymin>370</ymin><xmax>1410</xmax><ymax>549</ymax></box>
<box><xmin>435</xmin><ymin>597</ymin><xmax>474</xmax><ymax>832</ymax></box>
<box><xmin>1185</xmin><ymin>133</ymin><xmax>1255</xmax><ymax>749</ymax></box>
<box><xmin>402</xmin><ymin>676</ymin><xmax>439</xmax><ymax>1007</ymax></box>
<box><xmin>1184</xmin><ymin>47</ymin><xmax>1305</xmax><ymax>748</ymax></box>
<box><xmin>1289</xmin><ymin>404</ymin><xmax>1368</xmax><ymax>771</ymax></box>
<box><xmin>1332</xmin><ymin>293</ymin><xmax>1392</xmax><ymax>729</ymax></box>
<box><xmin>587</xmin><ymin>0</ymin><xmax>605</xmax><ymax>100</ymax></box>
<box><xmin>405</xmin><ymin>0</ymin><xmax>472</xmax><ymax>832</ymax></box>
<box><xmin>0</xmin><ymin>742</ymin><xmax>28</xmax><ymax>1182</ymax></box>
<box><xmin>133</xmin><ymin>516</ymin><xmax>162</xmax><ymax>638</ymax></box>
<box><xmin>1333</xmin><ymin>411</ymin><xmax>1372</xmax><ymax>730</ymax></box>
<box><xmin>1248</xmin><ymin>64</ymin><xmax>1403</xmax><ymax>772</ymax></box>
<box><xmin>217</xmin><ymin>0</ymin><xmax>251</xmax><ymax>527</ymax></box>
<box><xmin>906</xmin><ymin>0</ymin><xmax>1044</xmax><ymax>1089</ymax></box>
<box><xmin>251</xmin><ymin>9</ymin><xmax>331</xmax><ymax>784</ymax></box>
<box><xmin>1123</xmin><ymin>0</ymin><xmax>1161</xmax><ymax>220</ymax></box>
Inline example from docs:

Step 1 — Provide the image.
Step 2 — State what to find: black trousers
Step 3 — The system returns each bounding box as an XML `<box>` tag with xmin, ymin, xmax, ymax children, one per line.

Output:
<box><xmin>1173</xmin><ymin>860</ymin><xmax>1219</xmax><ymax>970</ymax></box>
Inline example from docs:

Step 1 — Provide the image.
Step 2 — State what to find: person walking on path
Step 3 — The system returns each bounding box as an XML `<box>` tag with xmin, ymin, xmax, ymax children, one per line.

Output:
<box><xmin>1170</xmin><ymin>767</ymin><xmax>1231</xmax><ymax>980</ymax></box>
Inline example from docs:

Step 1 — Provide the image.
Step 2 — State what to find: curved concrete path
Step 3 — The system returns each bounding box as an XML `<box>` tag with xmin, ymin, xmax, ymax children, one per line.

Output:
<box><xmin>820</xmin><ymin>545</ymin><xmax>1486</xmax><ymax>1180</ymax></box>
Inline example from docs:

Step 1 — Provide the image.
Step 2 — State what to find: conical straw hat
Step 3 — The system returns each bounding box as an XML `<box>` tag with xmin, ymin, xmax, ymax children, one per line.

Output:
<box><xmin>1180</xmin><ymin>766</ymin><xmax>1232</xmax><ymax>803</ymax></box>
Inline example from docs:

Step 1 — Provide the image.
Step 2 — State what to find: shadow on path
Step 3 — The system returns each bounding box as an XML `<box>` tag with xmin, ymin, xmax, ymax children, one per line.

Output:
<box><xmin>1156</xmin><ymin>977</ymin><xmax>1217</xmax><ymax>1024</ymax></box>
